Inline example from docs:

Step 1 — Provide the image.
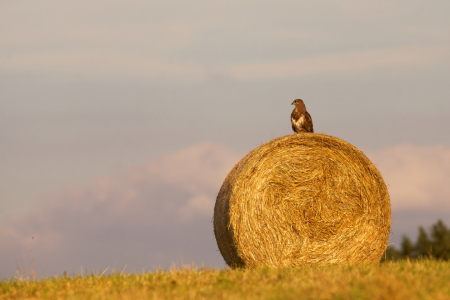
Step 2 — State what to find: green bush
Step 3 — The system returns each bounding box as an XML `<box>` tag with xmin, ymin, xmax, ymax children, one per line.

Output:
<box><xmin>382</xmin><ymin>219</ymin><xmax>450</xmax><ymax>261</ymax></box>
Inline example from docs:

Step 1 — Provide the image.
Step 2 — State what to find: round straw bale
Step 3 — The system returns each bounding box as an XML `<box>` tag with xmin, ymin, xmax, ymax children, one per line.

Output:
<box><xmin>213</xmin><ymin>133</ymin><xmax>391</xmax><ymax>268</ymax></box>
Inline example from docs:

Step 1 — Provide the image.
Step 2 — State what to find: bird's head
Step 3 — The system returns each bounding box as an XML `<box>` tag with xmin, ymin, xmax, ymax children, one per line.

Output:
<box><xmin>292</xmin><ymin>99</ymin><xmax>305</xmax><ymax>106</ymax></box>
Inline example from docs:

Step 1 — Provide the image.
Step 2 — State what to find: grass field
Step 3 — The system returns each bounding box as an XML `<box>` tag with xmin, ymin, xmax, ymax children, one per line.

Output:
<box><xmin>1</xmin><ymin>260</ymin><xmax>450</xmax><ymax>300</ymax></box>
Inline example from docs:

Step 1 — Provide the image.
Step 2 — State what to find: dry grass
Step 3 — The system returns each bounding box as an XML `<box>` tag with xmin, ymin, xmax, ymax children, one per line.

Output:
<box><xmin>214</xmin><ymin>133</ymin><xmax>391</xmax><ymax>268</ymax></box>
<box><xmin>2</xmin><ymin>260</ymin><xmax>450</xmax><ymax>300</ymax></box>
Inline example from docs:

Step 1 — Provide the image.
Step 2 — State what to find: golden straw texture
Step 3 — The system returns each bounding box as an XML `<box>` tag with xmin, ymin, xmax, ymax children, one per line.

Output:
<box><xmin>213</xmin><ymin>134</ymin><xmax>391</xmax><ymax>268</ymax></box>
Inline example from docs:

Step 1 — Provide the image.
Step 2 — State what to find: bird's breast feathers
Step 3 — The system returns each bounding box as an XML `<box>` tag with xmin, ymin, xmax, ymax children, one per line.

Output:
<box><xmin>291</xmin><ymin>115</ymin><xmax>306</xmax><ymax>128</ymax></box>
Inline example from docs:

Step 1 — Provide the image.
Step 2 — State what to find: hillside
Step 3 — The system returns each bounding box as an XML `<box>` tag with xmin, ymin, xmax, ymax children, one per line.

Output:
<box><xmin>2</xmin><ymin>260</ymin><xmax>450</xmax><ymax>300</ymax></box>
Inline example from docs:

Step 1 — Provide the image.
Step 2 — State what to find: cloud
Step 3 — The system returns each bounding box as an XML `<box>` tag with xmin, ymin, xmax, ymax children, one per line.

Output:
<box><xmin>364</xmin><ymin>144</ymin><xmax>450</xmax><ymax>246</ymax></box>
<box><xmin>366</xmin><ymin>144</ymin><xmax>450</xmax><ymax>210</ymax></box>
<box><xmin>226</xmin><ymin>47</ymin><xmax>447</xmax><ymax>80</ymax></box>
<box><xmin>0</xmin><ymin>143</ymin><xmax>241</xmax><ymax>278</ymax></box>
<box><xmin>2</xmin><ymin>46</ymin><xmax>445</xmax><ymax>81</ymax></box>
<box><xmin>2</xmin><ymin>0</ymin><xmax>449</xmax><ymax>80</ymax></box>
<box><xmin>0</xmin><ymin>51</ymin><xmax>207</xmax><ymax>81</ymax></box>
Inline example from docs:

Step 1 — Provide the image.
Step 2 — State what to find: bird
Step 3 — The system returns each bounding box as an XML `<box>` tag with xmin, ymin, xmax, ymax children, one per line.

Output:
<box><xmin>291</xmin><ymin>99</ymin><xmax>314</xmax><ymax>133</ymax></box>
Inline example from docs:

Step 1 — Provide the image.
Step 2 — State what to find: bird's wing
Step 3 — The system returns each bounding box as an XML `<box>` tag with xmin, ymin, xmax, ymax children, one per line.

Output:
<box><xmin>305</xmin><ymin>111</ymin><xmax>314</xmax><ymax>133</ymax></box>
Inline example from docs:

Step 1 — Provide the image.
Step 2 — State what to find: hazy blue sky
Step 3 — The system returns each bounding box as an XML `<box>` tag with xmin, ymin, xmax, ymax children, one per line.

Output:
<box><xmin>1</xmin><ymin>0</ymin><xmax>449</xmax><ymax>278</ymax></box>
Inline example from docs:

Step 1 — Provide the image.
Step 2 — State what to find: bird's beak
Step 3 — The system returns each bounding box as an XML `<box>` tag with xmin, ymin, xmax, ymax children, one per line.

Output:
<box><xmin>291</xmin><ymin>101</ymin><xmax>294</xmax><ymax>105</ymax></box>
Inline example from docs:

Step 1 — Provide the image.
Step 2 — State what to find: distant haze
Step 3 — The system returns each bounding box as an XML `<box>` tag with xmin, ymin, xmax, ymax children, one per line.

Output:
<box><xmin>1</xmin><ymin>0</ymin><xmax>449</xmax><ymax>277</ymax></box>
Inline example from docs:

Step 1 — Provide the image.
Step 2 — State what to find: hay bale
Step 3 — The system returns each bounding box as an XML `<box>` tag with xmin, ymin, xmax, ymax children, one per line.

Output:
<box><xmin>213</xmin><ymin>133</ymin><xmax>391</xmax><ymax>268</ymax></box>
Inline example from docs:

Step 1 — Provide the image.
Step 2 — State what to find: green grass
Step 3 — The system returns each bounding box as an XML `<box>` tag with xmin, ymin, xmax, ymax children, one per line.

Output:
<box><xmin>2</xmin><ymin>260</ymin><xmax>450</xmax><ymax>300</ymax></box>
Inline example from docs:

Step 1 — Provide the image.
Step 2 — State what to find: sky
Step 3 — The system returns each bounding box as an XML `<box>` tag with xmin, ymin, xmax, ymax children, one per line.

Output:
<box><xmin>1</xmin><ymin>0</ymin><xmax>450</xmax><ymax>278</ymax></box>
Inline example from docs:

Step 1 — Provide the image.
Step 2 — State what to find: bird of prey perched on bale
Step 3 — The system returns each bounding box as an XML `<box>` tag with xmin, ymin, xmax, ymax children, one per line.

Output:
<box><xmin>291</xmin><ymin>99</ymin><xmax>314</xmax><ymax>133</ymax></box>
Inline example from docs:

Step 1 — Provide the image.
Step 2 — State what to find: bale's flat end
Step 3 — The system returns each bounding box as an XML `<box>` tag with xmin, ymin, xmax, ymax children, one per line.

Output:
<box><xmin>213</xmin><ymin>133</ymin><xmax>391</xmax><ymax>268</ymax></box>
